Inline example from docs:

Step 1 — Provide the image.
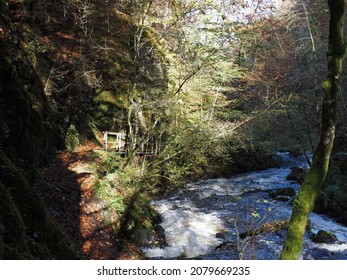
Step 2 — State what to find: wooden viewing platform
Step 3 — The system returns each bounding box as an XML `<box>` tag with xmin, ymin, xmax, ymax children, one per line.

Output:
<box><xmin>102</xmin><ymin>131</ymin><xmax>156</xmax><ymax>156</ymax></box>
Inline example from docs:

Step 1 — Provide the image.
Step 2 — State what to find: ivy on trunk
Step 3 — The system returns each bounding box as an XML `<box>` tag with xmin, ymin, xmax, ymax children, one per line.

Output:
<box><xmin>280</xmin><ymin>0</ymin><xmax>347</xmax><ymax>260</ymax></box>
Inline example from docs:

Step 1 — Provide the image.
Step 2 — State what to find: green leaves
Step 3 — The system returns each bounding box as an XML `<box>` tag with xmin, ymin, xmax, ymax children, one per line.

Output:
<box><xmin>250</xmin><ymin>210</ymin><xmax>260</xmax><ymax>219</ymax></box>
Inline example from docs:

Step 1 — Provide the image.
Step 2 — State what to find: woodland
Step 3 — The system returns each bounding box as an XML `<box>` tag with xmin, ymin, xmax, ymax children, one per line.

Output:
<box><xmin>1</xmin><ymin>0</ymin><xmax>347</xmax><ymax>260</ymax></box>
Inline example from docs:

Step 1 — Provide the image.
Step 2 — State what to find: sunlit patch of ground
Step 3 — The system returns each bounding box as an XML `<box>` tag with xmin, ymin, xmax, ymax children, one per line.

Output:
<box><xmin>39</xmin><ymin>142</ymin><xmax>143</xmax><ymax>259</ymax></box>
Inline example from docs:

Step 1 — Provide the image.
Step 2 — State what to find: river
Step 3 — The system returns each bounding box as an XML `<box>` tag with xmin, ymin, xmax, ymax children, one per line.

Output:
<box><xmin>143</xmin><ymin>153</ymin><xmax>347</xmax><ymax>260</ymax></box>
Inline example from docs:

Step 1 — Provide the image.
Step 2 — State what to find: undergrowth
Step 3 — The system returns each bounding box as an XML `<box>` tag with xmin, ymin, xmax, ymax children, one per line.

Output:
<box><xmin>86</xmin><ymin>150</ymin><xmax>159</xmax><ymax>240</ymax></box>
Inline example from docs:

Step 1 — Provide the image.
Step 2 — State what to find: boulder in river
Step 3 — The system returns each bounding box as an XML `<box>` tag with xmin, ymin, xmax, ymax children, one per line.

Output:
<box><xmin>215</xmin><ymin>242</ymin><xmax>234</xmax><ymax>251</ymax></box>
<box><xmin>312</xmin><ymin>230</ymin><xmax>338</xmax><ymax>244</ymax></box>
<box><xmin>286</xmin><ymin>166</ymin><xmax>305</xmax><ymax>183</ymax></box>
<box><xmin>268</xmin><ymin>187</ymin><xmax>296</xmax><ymax>201</ymax></box>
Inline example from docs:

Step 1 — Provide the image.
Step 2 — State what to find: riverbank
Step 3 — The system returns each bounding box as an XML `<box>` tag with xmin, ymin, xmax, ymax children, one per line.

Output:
<box><xmin>37</xmin><ymin>142</ymin><xmax>280</xmax><ymax>259</ymax></box>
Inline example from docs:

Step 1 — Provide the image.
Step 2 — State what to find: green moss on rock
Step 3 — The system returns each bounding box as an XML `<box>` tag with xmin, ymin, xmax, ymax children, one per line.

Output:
<box><xmin>312</xmin><ymin>230</ymin><xmax>338</xmax><ymax>244</ymax></box>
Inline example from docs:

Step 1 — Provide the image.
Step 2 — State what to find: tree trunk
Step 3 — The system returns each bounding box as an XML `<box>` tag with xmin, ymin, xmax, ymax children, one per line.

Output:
<box><xmin>280</xmin><ymin>0</ymin><xmax>347</xmax><ymax>260</ymax></box>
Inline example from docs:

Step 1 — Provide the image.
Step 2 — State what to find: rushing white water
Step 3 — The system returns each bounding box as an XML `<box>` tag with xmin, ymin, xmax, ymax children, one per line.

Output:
<box><xmin>144</xmin><ymin>201</ymin><xmax>224</xmax><ymax>258</ymax></box>
<box><xmin>144</xmin><ymin>153</ymin><xmax>347</xmax><ymax>260</ymax></box>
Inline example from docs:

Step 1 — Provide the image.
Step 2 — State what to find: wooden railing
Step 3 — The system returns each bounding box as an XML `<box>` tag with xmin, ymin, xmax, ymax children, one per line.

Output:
<box><xmin>103</xmin><ymin>131</ymin><xmax>123</xmax><ymax>151</ymax></box>
<box><xmin>102</xmin><ymin>131</ymin><xmax>156</xmax><ymax>156</ymax></box>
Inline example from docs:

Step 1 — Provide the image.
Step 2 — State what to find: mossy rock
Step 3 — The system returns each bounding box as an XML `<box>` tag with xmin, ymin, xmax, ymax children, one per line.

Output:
<box><xmin>312</xmin><ymin>230</ymin><xmax>338</xmax><ymax>244</ymax></box>
<box><xmin>120</xmin><ymin>192</ymin><xmax>163</xmax><ymax>247</ymax></box>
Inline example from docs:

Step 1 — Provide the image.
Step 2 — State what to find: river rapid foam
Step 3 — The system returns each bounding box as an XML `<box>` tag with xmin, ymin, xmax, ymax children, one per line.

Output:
<box><xmin>143</xmin><ymin>153</ymin><xmax>347</xmax><ymax>260</ymax></box>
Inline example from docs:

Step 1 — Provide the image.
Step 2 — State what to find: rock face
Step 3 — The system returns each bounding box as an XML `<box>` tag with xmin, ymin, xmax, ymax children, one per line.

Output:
<box><xmin>0</xmin><ymin>2</ymin><xmax>80</xmax><ymax>259</ymax></box>
<box><xmin>312</xmin><ymin>230</ymin><xmax>338</xmax><ymax>244</ymax></box>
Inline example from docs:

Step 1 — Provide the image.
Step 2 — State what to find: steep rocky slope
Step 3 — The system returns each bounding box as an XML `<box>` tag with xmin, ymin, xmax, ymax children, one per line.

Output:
<box><xmin>0</xmin><ymin>0</ymin><xmax>167</xmax><ymax>259</ymax></box>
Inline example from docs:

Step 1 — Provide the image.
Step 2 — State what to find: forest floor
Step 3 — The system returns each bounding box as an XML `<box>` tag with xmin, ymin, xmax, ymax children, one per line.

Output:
<box><xmin>38</xmin><ymin>143</ymin><xmax>144</xmax><ymax>260</ymax></box>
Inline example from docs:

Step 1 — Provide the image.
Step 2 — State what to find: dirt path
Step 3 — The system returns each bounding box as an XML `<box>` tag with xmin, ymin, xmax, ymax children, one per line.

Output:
<box><xmin>38</xmin><ymin>143</ymin><xmax>142</xmax><ymax>259</ymax></box>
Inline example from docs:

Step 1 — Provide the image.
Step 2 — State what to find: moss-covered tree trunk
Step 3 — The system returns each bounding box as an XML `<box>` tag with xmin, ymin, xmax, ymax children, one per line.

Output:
<box><xmin>280</xmin><ymin>0</ymin><xmax>347</xmax><ymax>260</ymax></box>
